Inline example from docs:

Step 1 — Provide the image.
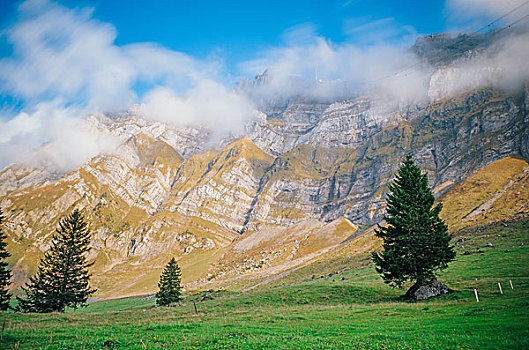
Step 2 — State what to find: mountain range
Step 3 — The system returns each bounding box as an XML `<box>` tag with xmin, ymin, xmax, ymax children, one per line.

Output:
<box><xmin>1</xmin><ymin>29</ymin><xmax>528</xmax><ymax>298</ymax></box>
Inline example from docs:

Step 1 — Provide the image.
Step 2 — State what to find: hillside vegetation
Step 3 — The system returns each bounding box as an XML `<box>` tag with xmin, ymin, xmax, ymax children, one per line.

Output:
<box><xmin>439</xmin><ymin>156</ymin><xmax>529</xmax><ymax>230</ymax></box>
<box><xmin>4</xmin><ymin>155</ymin><xmax>529</xmax><ymax>348</ymax></box>
<box><xmin>3</xmin><ymin>218</ymin><xmax>528</xmax><ymax>349</ymax></box>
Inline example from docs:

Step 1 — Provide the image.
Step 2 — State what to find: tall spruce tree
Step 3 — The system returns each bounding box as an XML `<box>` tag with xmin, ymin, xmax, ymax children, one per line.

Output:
<box><xmin>17</xmin><ymin>209</ymin><xmax>95</xmax><ymax>313</ymax></box>
<box><xmin>372</xmin><ymin>155</ymin><xmax>456</xmax><ymax>292</ymax></box>
<box><xmin>0</xmin><ymin>209</ymin><xmax>12</xmax><ymax>311</ymax></box>
<box><xmin>156</xmin><ymin>257</ymin><xmax>182</xmax><ymax>306</ymax></box>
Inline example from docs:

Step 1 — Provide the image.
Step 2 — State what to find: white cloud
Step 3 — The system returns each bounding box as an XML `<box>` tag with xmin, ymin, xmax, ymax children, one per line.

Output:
<box><xmin>280</xmin><ymin>23</ymin><xmax>319</xmax><ymax>46</ymax></box>
<box><xmin>428</xmin><ymin>29</ymin><xmax>529</xmax><ymax>99</ymax></box>
<box><xmin>134</xmin><ymin>81</ymin><xmax>256</xmax><ymax>140</ymax></box>
<box><xmin>0</xmin><ymin>100</ymin><xmax>121</xmax><ymax>171</ymax></box>
<box><xmin>0</xmin><ymin>0</ymin><xmax>133</xmax><ymax>111</ymax></box>
<box><xmin>343</xmin><ymin>17</ymin><xmax>417</xmax><ymax>46</ymax></box>
<box><xmin>0</xmin><ymin>0</ymin><xmax>218</xmax><ymax>111</ymax></box>
<box><xmin>239</xmin><ymin>13</ymin><xmax>529</xmax><ymax>106</ymax></box>
<box><xmin>0</xmin><ymin>0</ymin><xmax>237</xmax><ymax>170</ymax></box>
<box><xmin>238</xmin><ymin>35</ymin><xmax>432</xmax><ymax>104</ymax></box>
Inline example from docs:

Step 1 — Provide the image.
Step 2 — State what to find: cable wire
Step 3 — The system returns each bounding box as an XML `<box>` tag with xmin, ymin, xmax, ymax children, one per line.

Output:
<box><xmin>349</xmin><ymin>2</ymin><xmax>529</xmax><ymax>87</ymax></box>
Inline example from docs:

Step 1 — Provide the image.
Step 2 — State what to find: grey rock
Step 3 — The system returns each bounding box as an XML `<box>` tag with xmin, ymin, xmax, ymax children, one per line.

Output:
<box><xmin>405</xmin><ymin>279</ymin><xmax>451</xmax><ymax>300</ymax></box>
<box><xmin>411</xmin><ymin>30</ymin><xmax>513</xmax><ymax>68</ymax></box>
<box><xmin>197</xmin><ymin>289</ymin><xmax>220</xmax><ymax>302</ymax></box>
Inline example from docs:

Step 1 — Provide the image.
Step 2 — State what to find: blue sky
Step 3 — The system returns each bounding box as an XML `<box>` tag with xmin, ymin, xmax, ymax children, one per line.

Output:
<box><xmin>67</xmin><ymin>0</ymin><xmax>447</xmax><ymax>63</ymax></box>
<box><xmin>1</xmin><ymin>1</ymin><xmax>447</xmax><ymax>60</ymax></box>
<box><xmin>0</xmin><ymin>0</ymin><xmax>497</xmax><ymax>74</ymax></box>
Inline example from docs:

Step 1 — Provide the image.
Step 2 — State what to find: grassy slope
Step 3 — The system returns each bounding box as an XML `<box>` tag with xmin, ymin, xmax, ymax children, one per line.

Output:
<box><xmin>3</xmin><ymin>219</ymin><xmax>528</xmax><ymax>349</ymax></box>
<box><xmin>439</xmin><ymin>156</ymin><xmax>528</xmax><ymax>229</ymax></box>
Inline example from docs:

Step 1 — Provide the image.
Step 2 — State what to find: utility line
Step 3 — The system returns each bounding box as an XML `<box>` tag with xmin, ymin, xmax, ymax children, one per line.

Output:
<box><xmin>349</xmin><ymin>1</ymin><xmax>529</xmax><ymax>87</ymax></box>
<box><xmin>474</xmin><ymin>0</ymin><xmax>529</xmax><ymax>33</ymax></box>
<box><xmin>508</xmin><ymin>12</ymin><xmax>529</xmax><ymax>27</ymax></box>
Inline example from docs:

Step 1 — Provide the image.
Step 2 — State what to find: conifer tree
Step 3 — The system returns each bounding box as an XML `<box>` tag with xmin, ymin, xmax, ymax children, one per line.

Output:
<box><xmin>0</xmin><ymin>209</ymin><xmax>12</xmax><ymax>311</ymax></box>
<box><xmin>156</xmin><ymin>257</ymin><xmax>182</xmax><ymax>306</ymax></box>
<box><xmin>372</xmin><ymin>155</ymin><xmax>456</xmax><ymax>292</ymax></box>
<box><xmin>17</xmin><ymin>209</ymin><xmax>95</xmax><ymax>313</ymax></box>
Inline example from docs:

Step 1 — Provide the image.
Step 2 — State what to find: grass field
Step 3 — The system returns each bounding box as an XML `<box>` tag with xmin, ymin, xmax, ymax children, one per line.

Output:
<box><xmin>2</xmin><ymin>219</ymin><xmax>528</xmax><ymax>349</ymax></box>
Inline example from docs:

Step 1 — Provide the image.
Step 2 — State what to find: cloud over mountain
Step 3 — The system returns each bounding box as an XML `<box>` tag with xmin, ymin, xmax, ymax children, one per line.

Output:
<box><xmin>0</xmin><ymin>0</ymin><xmax>248</xmax><ymax>170</ymax></box>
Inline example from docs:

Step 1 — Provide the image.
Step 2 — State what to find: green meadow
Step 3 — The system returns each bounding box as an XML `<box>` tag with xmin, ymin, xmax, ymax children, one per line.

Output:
<box><xmin>2</xmin><ymin>219</ymin><xmax>528</xmax><ymax>349</ymax></box>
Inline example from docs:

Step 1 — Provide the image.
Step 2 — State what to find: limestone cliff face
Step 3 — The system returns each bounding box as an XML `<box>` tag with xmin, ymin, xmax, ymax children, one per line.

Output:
<box><xmin>239</xmin><ymin>87</ymin><xmax>528</xmax><ymax>229</ymax></box>
<box><xmin>1</xmin><ymin>134</ymin><xmax>185</xmax><ymax>269</ymax></box>
<box><xmin>163</xmin><ymin>138</ymin><xmax>274</xmax><ymax>232</ymax></box>
<box><xmin>246</xmin><ymin>100</ymin><xmax>330</xmax><ymax>155</ymax></box>
<box><xmin>88</xmin><ymin>113</ymin><xmax>208</xmax><ymax>159</ymax></box>
<box><xmin>411</xmin><ymin>30</ymin><xmax>509</xmax><ymax>68</ymax></box>
<box><xmin>0</xmin><ymin>165</ymin><xmax>64</xmax><ymax>197</ymax></box>
<box><xmin>246</xmin><ymin>96</ymin><xmax>420</xmax><ymax>155</ymax></box>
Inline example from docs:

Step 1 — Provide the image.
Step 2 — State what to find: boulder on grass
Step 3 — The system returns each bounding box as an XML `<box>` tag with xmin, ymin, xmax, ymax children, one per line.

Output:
<box><xmin>405</xmin><ymin>279</ymin><xmax>451</xmax><ymax>300</ymax></box>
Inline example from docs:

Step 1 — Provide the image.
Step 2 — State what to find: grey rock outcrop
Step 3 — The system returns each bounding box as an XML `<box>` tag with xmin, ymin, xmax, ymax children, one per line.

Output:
<box><xmin>405</xmin><ymin>279</ymin><xmax>451</xmax><ymax>300</ymax></box>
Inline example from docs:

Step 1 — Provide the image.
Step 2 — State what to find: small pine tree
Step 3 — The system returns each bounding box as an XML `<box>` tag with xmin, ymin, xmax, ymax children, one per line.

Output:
<box><xmin>0</xmin><ymin>209</ymin><xmax>12</xmax><ymax>311</ymax></box>
<box><xmin>372</xmin><ymin>155</ymin><xmax>456</xmax><ymax>292</ymax></box>
<box><xmin>17</xmin><ymin>209</ymin><xmax>96</xmax><ymax>313</ymax></box>
<box><xmin>156</xmin><ymin>257</ymin><xmax>182</xmax><ymax>306</ymax></box>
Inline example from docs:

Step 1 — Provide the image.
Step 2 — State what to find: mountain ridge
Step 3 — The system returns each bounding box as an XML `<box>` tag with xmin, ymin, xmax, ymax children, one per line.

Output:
<box><xmin>1</xmin><ymin>30</ymin><xmax>529</xmax><ymax>298</ymax></box>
